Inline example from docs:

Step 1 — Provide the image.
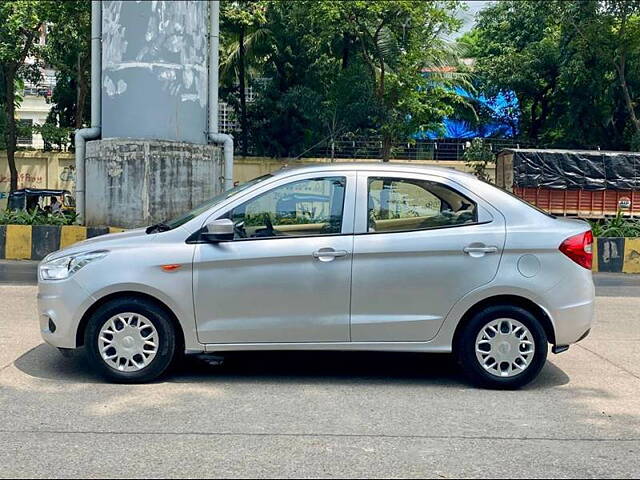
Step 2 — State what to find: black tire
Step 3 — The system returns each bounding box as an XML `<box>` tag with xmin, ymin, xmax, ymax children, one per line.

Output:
<box><xmin>85</xmin><ymin>297</ymin><xmax>178</xmax><ymax>383</ymax></box>
<box><xmin>455</xmin><ymin>305</ymin><xmax>548</xmax><ymax>390</ymax></box>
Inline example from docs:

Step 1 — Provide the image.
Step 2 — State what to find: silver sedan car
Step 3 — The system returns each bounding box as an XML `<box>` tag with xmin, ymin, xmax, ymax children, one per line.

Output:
<box><xmin>38</xmin><ymin>164</ymin><xmax>595</xmax><ymax>388</ymax></box>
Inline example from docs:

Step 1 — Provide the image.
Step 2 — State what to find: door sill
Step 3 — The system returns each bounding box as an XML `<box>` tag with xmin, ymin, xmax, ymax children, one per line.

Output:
<box><xmin>203</xmin><ymin>341</ymin><xmax>450</xmax><ymax>353</ymax></box>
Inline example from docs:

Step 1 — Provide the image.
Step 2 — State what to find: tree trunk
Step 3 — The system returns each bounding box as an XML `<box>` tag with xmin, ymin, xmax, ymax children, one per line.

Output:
<box><xmin>75</xmin><ymin>54</ymin><xmax>87</xmax><ymax>129</ymax></box>
<box><xmin>3</xmin><ymin>67</ymin><xmax>19</xmax><ymax>193</ymax></box>
<box><xmin>529</xmin><ymin>97</ymin><xmax>540</xmax><ymax>140</ymax></box>
<box><xmin>381</xmin><ymin>133</ymin><xmax>392</xmax><ymax>162</ymax></box>
<box><xmin>341</xmin><ymin>32</ymin><xmax>351</xmax><ymax>70</ymax></box>
<box><xmin>378</xmin><ymin>58</ymin><xmax>385</xmax><ymax>100</ymax></box>
<box><xmin>238</xmin><ymin>24</ymin><xmax>248</xmax><ymax>157</ymax></box>
<box><xmin>76</xmin><ymin>83</ymin><xmax>87</xmax><ymax>130</ymax></box>
<box><xmin>615</xmin><ymin>57</ymin><xmax>640</xmax><ymax>137</ymax></box>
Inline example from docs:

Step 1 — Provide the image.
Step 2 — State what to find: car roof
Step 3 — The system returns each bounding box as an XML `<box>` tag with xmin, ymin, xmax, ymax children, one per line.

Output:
<box><xmin>272</xmin><ymin>162</ymin><xmax>476</xmax><ymax>180</ymax></box>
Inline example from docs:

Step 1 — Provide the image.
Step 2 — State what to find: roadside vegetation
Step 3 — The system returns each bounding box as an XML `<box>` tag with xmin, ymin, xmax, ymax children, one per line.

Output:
<box><xmin>0</xmin><ymin>208</ymin><xmax>77</xmax><ymax>226</ymax></box>
<box><xmin>588</xmin><ymin>211</ymin><xmax>640</xmax><ymax>237</ymax></box>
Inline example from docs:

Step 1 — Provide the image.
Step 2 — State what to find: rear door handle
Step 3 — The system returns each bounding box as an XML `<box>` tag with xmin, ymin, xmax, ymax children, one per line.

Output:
<box><xmin>463</xmin><ymin>246</ymin><xmax>498</xmax><ymax>254</ymax></box>
<box><xmin>313</xmin><ymin>249</ymin><xmax>349</xmax><ymax>261</ymax></box>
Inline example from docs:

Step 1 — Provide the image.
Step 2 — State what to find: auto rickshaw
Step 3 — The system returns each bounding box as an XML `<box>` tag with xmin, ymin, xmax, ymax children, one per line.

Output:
<box><xmin>7</xmin><ymin>189</ymin><xmax>76</xmax><ymax>214</ymax></box>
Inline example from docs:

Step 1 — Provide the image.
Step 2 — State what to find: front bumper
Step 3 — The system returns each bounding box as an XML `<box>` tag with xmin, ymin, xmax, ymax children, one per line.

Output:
<box><xmin>38</xmin><ymin>277</ymin><xmax>96</xmax><ymax>349</ymax></box>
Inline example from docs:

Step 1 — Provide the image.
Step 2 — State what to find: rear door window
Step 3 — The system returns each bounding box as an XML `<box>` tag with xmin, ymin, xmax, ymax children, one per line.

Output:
<box><xmin>367</xmin><ymin>177</ymin><xmax>478</xmax><ymax>233</ymax></box>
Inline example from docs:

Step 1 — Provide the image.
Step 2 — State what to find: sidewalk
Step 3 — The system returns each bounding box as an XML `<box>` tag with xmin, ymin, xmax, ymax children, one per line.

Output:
<box><xmin>0</xmin><ymin>260</ymin><xmax>39</xmax><ymax>285</ymax></box>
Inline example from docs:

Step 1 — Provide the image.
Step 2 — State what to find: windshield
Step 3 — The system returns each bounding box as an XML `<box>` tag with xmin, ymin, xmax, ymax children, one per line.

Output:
<box><xmin>163</xmin><ymin>174</ymin><xmax>273</xmax><ymax>230</ymax></box>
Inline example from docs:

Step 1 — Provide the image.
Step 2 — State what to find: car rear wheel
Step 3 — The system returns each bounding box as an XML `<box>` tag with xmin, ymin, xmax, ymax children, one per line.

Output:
<box><xmin>456</xmin><ymin>305</ymin><xmax>548</xmax><ymax>389</ymax></box>
<box><xmin>85</xmin><ymin>298</ymin><xmax>177</xmax><ymax>383</ymax></box>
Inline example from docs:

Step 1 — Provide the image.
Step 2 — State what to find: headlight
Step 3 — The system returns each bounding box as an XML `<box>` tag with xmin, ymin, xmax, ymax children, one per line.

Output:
<box><xmin>39</xmin><ymin>250</ymin><xmax>109</xmax><ymax>281</ymax></box>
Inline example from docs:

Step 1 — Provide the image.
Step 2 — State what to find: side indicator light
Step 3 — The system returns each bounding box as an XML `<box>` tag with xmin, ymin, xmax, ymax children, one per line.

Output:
<box><xmin>161</xmin><ymin>264</ymin><xmax>182</xmax><ymax>272</ymax></box>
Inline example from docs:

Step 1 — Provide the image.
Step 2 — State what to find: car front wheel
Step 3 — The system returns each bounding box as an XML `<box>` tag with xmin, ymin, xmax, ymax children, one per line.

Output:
<box><xmin>456</xmin><ymin>305</ymin><xmax>548</xmax><ymax>389</ymax></box>
<box><xmin>84</xmin><ymin>297</ymin><xmax>177</xmax><ymax>383</ymax></box>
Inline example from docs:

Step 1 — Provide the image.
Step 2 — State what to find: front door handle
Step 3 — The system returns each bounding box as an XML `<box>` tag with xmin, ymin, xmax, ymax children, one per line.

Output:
<box><xmin>463</xmin><ymin>245</ymin><xmax>498</xmax><ymax>255</ymax></box>
<box><xmin>313</xmin><ymin>249</ymin><xmax>349</xmax><ymax>261</ymax></box>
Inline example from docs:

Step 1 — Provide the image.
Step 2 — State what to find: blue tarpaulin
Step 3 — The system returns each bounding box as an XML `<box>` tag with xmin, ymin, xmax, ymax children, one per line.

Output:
<box><xmin>415</xmin><ymin>88</ymin><xmax>520</xmax><ymax>140</ymax></box>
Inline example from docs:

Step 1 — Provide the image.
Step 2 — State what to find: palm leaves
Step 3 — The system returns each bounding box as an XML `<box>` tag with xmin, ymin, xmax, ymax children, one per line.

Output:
<box><xmin>220</xmin><ymin>25</ymin><xmax>272</xmax><ymax>87</ymax></box>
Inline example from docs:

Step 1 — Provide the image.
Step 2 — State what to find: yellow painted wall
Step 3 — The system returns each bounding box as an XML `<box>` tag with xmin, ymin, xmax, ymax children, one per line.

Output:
<box><xmin>0</xmin><ymin>151</ymin><xmax>75</xmax><ymax>209</ymax></box>
<box><xmin>232</xmin><ymin>157</ymin><xmax>487</xmax><ymax>184</ymax></box>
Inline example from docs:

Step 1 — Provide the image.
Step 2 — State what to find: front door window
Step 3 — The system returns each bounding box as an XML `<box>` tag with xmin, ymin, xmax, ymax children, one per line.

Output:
<box><xmin>228</xmin><ymin>176</ymin><xmax>347</xmax><ymax>239</ymax></box>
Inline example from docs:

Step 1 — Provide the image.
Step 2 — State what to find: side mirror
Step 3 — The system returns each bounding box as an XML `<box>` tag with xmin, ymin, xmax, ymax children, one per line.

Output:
<box><xmin>203</xmin><ymin>218</ymin><xmax>235</xmax><ymax>242</ymax></box>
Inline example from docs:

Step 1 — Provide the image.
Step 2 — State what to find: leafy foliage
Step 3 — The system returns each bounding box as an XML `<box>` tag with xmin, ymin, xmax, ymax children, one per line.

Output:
<box><xmin>220</xmin><ymin>1</ymin><xmax>269</xmax><ymax>155</ymax></box>
<box><xmin>43</xmin><ymin>0</ymin><xmax>91</xmax><ymax>130</ymax></box>
<box><xmin>466</xmin><ymin>0</ymin><xmax>640</xmax><ymax>150</ymax></box>
<box><xmin>34</xmin><ymin>123</ymin><xmax>73</xmax><ymax>151</ymax></box>
<box><xmin>0</xmin><ymin>0</ymin><xmax>58</xmax><ymax>191</ymax></box>
<box><xmin>229</xmin><ymin>0</ymin><xmax>471</xmax><ymax>158</ymax></box>
<box><xmin>589</xmin><ymin>211</ymin><xmax>640</xmax><ymax>237</ymax></box>
<box><xmin>0</xmin><ymin>208</ymin><xmax>77</xmax><ymax>226</ymax></box>
<box><xmin>463</xmin><ymin>138</ymin><xmax>494</xmax><ymax>180</ymax></box>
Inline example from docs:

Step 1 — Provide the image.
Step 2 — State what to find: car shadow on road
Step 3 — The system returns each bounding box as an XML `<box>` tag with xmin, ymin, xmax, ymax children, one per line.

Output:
<box><xmin>13</xmin><ymin>342</ymin><xmax>571</xmax><ymax>389</ymax></box>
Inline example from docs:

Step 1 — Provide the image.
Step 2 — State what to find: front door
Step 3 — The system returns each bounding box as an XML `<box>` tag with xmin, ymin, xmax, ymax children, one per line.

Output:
<box><xmin>350</xmin><ymin>172</ymin><xmax>505</xmax><ymax>342</ymax></box>
<box><xmin>194</xmin><ymin>173</ymin><xmax>355</xmax><ymax>344</ymax></box>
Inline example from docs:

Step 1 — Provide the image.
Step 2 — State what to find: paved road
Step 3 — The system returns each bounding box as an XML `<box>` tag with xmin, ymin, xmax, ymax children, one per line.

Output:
<box><xmin>0</xmin><ymin>269</ymin><xmax>639</xmax><ymax>477</ymax></box>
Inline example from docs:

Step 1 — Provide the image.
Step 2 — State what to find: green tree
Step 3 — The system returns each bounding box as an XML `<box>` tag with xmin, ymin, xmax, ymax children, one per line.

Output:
<box><xmin>466</xmin><ymin>1</ymin><xmax>562</xmax><ymax>142</ymax></box>
<box><xmin>0</xmin><ymin>0</ymin><xmax>52</xmax><ymax>192</ymax></box>
<box><xmin>221</xmin><ymin>0</ymin><xmax>268</xmax><ymax>156</ymax></box>
<box><xmin>560</xmin><ymin>0</ymin><xmax>640</xmax><ymax>148</ymax></box>
<box><xmin>226</xmin><ymin>1</ymin><xmax>470</xmax><ymax>158</ymax></box>
<box><xmin>467</xmin><ymin>0</ymin><xmax>640</xmax><ymax>150</ymax></box>
<box><xmin>243</xmin><ymin>1</ymin><xmax>350</xmax><ymax>157</ymax></box>
<box><xmin>309</xmin><ymin>0</ymin><xmax>467</xmax><ymax>160</ymax></box>
<box><xmin>44</xmin><ymin>0</ymin><xmax>91</xmax><ymax>130</ymax></box>
<box><xmin>318</xmin><ymin>62</ymin><xmax>381</xmax><ymax>157</ymax></box>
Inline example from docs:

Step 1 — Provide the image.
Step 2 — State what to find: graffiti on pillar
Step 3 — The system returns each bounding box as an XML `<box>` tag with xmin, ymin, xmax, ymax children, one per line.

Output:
<box><xmin>102</xmin><ymin>0</ymin><xmax>207</xmax><ymax>107</ymax></box>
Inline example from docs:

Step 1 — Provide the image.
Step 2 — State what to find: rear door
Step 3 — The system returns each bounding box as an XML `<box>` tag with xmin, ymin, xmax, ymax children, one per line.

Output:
<box><xmin>350</xmin><ymin>171</ymin><xmax>505</xmax><ymax>342</ymax></box>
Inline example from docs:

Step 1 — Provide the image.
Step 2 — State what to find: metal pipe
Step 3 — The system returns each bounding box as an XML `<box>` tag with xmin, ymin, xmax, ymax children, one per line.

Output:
<box><xmin>90</xmin><ymin>0</ymin><xmax>101</xmax><ymax>129</ymax></box>
<box><xmin>209</xmin><ymin>0</ymin><xmax>220</xmax><ymax>136</ymax></box>
<box><xmin>208</xmin><ymin>0</ymin><xmax>234</xmax><ymax>191</ymax></box>
<box><xmin>75</xmin><ymin>0</ymin><xmax>102</xmax><ymax>224</ymax></box>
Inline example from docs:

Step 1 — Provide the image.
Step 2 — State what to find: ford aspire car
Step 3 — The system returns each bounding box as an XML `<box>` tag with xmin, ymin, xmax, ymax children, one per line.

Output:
<box><xmin>38</xmin><ymin>164</ymin><xmax>595</xmax><ymax>389</ymax></box>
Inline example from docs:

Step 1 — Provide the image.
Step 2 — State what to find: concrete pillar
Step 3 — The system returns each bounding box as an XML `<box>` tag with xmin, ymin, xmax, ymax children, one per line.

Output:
<box><xmin>85</xmin><ymin>139</ymin><xmax>223</xmax><ymax>228</ymax></box>
<box><xmin>87</xmin><ymin>1</ymin><xmax>223</xmax><ymax>228</ymax></box>
<box><xmin>101</xmin><ymin>1</ymin><xmax>208</xmax><ymax>143</ymax></box>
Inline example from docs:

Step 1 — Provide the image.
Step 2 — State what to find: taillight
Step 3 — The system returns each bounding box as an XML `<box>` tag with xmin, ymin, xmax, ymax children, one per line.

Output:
<box><xmin>559</xmin><ymin>231</ymin><xmax>593</xmax><ymax>270</ymax></box>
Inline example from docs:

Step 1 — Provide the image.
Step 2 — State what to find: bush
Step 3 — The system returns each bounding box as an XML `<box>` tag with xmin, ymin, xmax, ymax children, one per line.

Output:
<box><xmin>588</xmin><ymin>211</ymin><xmax>640</xmax><ymax>238</ymax></box>
<box><xmin>0</xmin><ymin>209</ymin><xmax>78</xmax><ymax>226</ymax></box>
<box><xmin>463</xmin><ymin>138</ymin><xmax>495</xmax><ymax>181</ymax></box>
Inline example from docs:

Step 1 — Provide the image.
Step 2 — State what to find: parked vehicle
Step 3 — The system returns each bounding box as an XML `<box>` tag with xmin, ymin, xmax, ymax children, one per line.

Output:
<box><xmin>38</xmin><ymin>164</ymin><xmax>595</xmax><ymax>388</ymax></box>
<box><xmin>8</xmin><ymin>189</ymin><xmax>75</xmax><ymax>214</ymax></box>
<box><xmin>496</xmin><ymin>148</ymin><xmax>640</xmax><ymax>218</ymax></box>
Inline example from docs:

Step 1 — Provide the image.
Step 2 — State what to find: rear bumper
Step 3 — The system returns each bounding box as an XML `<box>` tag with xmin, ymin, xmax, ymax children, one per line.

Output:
<box><xmin>551</xmin><ymin>299</ymin><xmax>594</xmax><ymax>346</ymax></box>
<box><xmin>541</xmin><ymin>277</ymin><xmax>595</xmax><ymax>346</ymax></box>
